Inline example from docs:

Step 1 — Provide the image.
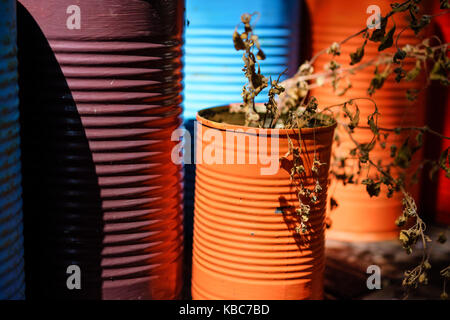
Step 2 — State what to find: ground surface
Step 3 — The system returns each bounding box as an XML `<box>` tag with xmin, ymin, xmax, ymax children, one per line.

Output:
<box><xmin>324</xmin><ymin>224</ymin><xmax>450</xmax><ymax>300</ymax></box>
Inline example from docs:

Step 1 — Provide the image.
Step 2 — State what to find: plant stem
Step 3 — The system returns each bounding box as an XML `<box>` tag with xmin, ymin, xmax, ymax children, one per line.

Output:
<box><xmin>356</xmin><ymin>125</ymin><xmax>450</xmax><ymax>140</ymax></box>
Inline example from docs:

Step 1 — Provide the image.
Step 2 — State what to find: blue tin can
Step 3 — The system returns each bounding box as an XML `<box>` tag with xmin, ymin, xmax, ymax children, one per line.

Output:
<box><xmin>0</xmin><ymin>0</ymin><xmax>25</xmax><ymax>300</ymax></box>
<box><xmin>184</xmin><ymin>0</ymin><xmax>301</xmax><ymax>119</ymax></box>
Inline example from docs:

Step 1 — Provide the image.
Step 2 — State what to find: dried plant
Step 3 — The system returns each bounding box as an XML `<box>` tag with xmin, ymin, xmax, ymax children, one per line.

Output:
<box><xmin>232</xmin><ymin>0</ymin><xmax>450</xmax><ymax>299</ymax></box>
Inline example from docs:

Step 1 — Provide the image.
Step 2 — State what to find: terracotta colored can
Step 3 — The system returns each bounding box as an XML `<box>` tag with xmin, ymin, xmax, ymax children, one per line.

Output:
<box><xmin>17</xmin><ymin>0</ymin><xmax>184</xmax><ymax>299</ymax></box>
<box><xmin>183</xmin><ymin>0</ymin><xmax>301</xmax><ymax>297</ymax></box>
<box><xmin>191</xmin><ymin>106</ymin><xmax>336</xmax><ymax>300</ymax></box>
<box><xmin>306</xmin><ymin>0</ymin><xmax>430</xmax><ymax>241</ymax></box>
<box><xmin>0</xmin><ymin>0</ymin><xmax>25</xmax><ymax>300</ymax></box>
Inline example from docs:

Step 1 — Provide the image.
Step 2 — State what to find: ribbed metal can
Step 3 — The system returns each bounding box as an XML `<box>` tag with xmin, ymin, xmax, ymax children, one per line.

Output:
<box><xmin>434</xmin><ymin>11</ymin><xmax>450</xmax><ymax>226</ymax></box>
<box><xmin>306</xmin><ymin>0</ymin><xmax>429</xmax><ymax>241</ymax></box>
<box><xmin>184</xmin><ymin>0</ymin><xmax>301</xmax><ymax>119</ymax></box>
<box><xmin>183</xmin><ymin>1</ymin><xmax>301</xmax><ymax>296</ymax></box>
<box><xmin>0</xmin><ymin>0</ymin><xmax>25</xmax><ymax>300</ymax></box>
<box><xmin>191</xmin><ymin>106</ymin><xmax>336</xmax><ymax>299</ymax></box>
<box><xmin>17</xmin><ymin>0</ymin><xmax>184</xmax><ymax>299</ymax></box>
<box><xmin>435</xmin><ymin>112</ymin><xmax>450</xmax><ymax>226</ymax></box>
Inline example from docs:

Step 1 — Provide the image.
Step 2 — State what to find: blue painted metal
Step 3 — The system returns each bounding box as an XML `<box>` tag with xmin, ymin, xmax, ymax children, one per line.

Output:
<box><xmin>0</xmin><ymin>0</ymin><xmax>25</xmax><ymax>300</ymax></box>
<box><xmin>184</xmin><ymin>0</ymin><xmax>301</xmax><ymax>119</ymax></box>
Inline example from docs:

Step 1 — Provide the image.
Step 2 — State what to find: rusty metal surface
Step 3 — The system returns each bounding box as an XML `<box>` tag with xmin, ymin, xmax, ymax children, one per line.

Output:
<box><xmin>0</xmin><ymin>0</ymin><xmax>25</xmax><ymax>300</ymax></box>
<box><xmin>18</xmin><ymin>0</ymin><xmax>184</xmax><ymax>299</ymax></box>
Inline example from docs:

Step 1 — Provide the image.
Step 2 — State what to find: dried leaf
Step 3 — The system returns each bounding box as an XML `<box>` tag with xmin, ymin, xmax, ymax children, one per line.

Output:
<box><xmin>394</xmin><ymin>67</ymin><xmax>406</xmax><ymax>82</ymax></box>
<box><xmin>368</xmin><ymin>115</ymin><xmax>378</xmax><ymax>135</ymax></box>
<box><xmin>370</xmin><ymin>16</ymin><xmax>388</xmax><ymax>42</ymax></box>
<box><xmin>393</xmin><ymin>49</ymin><xmax>407</xmax><ymax>64</ymax></box>
<box><xmin>343</xmin><ymin>103</ymin><xmax>360</xmax><ymax>130</ymax></box>
<box><xmin>256</xmin><ymin>49</ymin><xmax>266</xmax><ymax>60</ymax></box>
<box><xmin>390</xmin><ymin>2</ymin><xmax>410</xmax><ymax>13</ymax></box>
<box><xmin>406</xmin><ymin>60</ymin><xmax>422</xmax><ymax>81</ymax></box>
<box><xmin>378</xmin><ymin>25</ymin><xmax>396</xmax><ymax>51</ymax></box>
<box><xmin>368</xmin><ymin>66</ymin><xmax>390</xmax><ymax>95</ymax></box>
<box><xmin>362</xmin><ymin>178</ymin><xmax>381</xmax><ymax>197</ymax></box>
<box><xmin>410</xmin><ymin>15</ymin><xmax>431</xmax><ymax>35</ymax></box>
<box><xmin>350</xmin><ymin>40</ymin><xmax>367</xmax><ymax>65</ymax></box>
<box><xmin>430</xmin><ymin>58</ymin><xmax>449</xmax><ymax>86</ymax></box>
<box><xmin>439</xmin><ymin>147</ymin><xmax>450</xmax><ymax>178</ymax></box>
<box><xmin>390</xmin><ymin>145</ymin><xmax>397</xmax><ymax>158</ymax></box>
<box><xmin>330</xmin><ymin>197</ymin><xmax>338</xmax><ymax>211</ymax></box>
<box><xmin>233</xmin><ymin>30</ymin><xmax>245</xmax><ymax>50</ymax></box>
<box><xmin>394</xmin><ymin>138</ymin><xmax>412</xmax><ymax>169</ymax></box>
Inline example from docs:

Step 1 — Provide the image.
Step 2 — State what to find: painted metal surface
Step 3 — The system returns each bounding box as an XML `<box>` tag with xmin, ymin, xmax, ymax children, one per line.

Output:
<box><xmin>183</xmin><ymin>2</ymin><xmax>301</xmax><ymax>293</ymax></box>
<box><xmin>18</xmin><ymin>0</ymin><xmax>184</xmax><ymax>299</ymax></box>
<box><xmin>0</xmin><ymin>0</ymin><xmax>25</xmax><ymax>300</ymax></box>
<box><xmin>433</xmin><ymin>7</ymin><xmax>450</xmax><ymax>226</ymax></box>
<box><xmin>191</xmin><ymin>106</ymin><xmax>335</xmax><ymax>299</ymax></box>
<box><xmin>184</xmin><ymin>0</ymin><xmax>301</xmax><ymax>119</ymax></box>
<box><xmin>306</xmin><ymin>0</ymin><xmax>428</xmax><ymax>241</ymax></box>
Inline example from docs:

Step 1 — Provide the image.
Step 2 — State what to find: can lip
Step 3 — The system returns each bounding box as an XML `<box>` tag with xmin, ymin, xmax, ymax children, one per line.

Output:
<box><xmin>196</xmin><ymin>104</ymin><xmax>337</xmax><ymax>135</ymax></box>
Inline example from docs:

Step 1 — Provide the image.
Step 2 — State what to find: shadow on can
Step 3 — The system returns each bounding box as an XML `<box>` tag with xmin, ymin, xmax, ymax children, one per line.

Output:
<box><xmin>18</xmin><ymin>3</ymin><xmax>103</xmax><ymax>299</ymax></box>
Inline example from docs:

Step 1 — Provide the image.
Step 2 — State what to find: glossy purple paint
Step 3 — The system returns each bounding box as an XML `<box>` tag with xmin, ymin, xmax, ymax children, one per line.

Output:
<box><xmin>18</xmin><ymin>0</ymin><xmax>184</xmax><ymax>299</ymax></box>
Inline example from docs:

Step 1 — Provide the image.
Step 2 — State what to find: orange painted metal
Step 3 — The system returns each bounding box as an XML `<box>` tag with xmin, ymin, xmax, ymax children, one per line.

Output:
<box><xmin>191</xmin><ymin>106</ymin><xmax>336</xmax><ymax>300</ymax></box>
<box><xmin>306</xmin><ymin>0</ymin><xmax>429</xmax><ymax>241</ymax></box>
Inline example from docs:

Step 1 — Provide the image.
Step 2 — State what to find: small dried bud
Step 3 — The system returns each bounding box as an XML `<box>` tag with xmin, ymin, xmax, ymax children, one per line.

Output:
<box><xmin>324</xmin><ymin>60</ymin><xmax>341</xmax><ymax>72</ymax></box>
<box><xmin>399</xmin><ymin>230</ymin><xmax>410</xmax><ymax>246</ymax></box>
<box><xmin>247</xmin><ymin>111</ymin><xmax>260</xmax><ymax>122</ymax></box>
<box><xmin>316</xmin><ymin>75</ymin><xmax>325</xmax><ymax>87</ymax></box>
<box><xmin>418</xmin><ymin>272</ymin><xmax>428</xmax><ymax>284</ymax></box>
<box><xmin>301</xmin><ymin>203</ymin><xmax>310</xmax><ymax>216</ymax></box>
<box><xmin>295</xmin><ymin>224</ymin><xmax>304</xmax><ymax>234</ymax></box>
<box><xmin>298</xmin><ymin>62</ymin><xmax>314</xmax><ymax>75</ymax></box>
<box><xmin>296</xmin><ymin>165</ymin><xmax>305</xmax><ymax>175</ymax></box>
<box><xmin>327</xmin><ymin>42</ymin><xmax>341</xmax><ymax>56</ymax></box>
<box><xmin>441</xmin><ymin>267</ymin><xmax>450</xmax><ymax>279</ymax></box>
<box><xmin>313</xmin><ymin>159</ymin><xmax>323</xmax><ymax>167</ymax></box>
<box><xmin>402</xmin><ymin>44</ymin><xmax>415</xmax><ymax>54</ymax></box>
<box><xmin>295</xmin><ymin>105</ymin><xmax>306</xmax><ymax>115</ymax></box>
<box><xmin>256</xmin><ymin>49</ymin><xmax>266</xmax><ymax>60</ymax></box>
<box><xmin>395</xmin><ymin>215</ymin><xmax>407</xmax><ymax>227</ymax></box>
<box><xmin>314</xmin><ymin>180</ymin><xmax>322</xmax><ymax>193</ymax></box>
<box><xmin>241</xmin><ymin>13</ymin><xmax>251</xmax><ymax>24</ymax></box>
